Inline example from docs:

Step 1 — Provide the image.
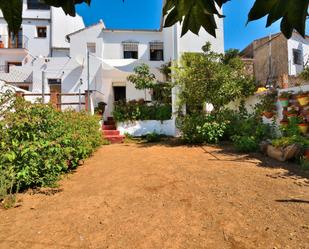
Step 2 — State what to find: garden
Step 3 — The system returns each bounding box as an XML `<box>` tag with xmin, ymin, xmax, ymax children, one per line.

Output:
<box><xmin>173</xmin><ymin>43</ymin><xmax>309</xmax><ymax>169</ymax></box>
<box><xmin>0</xmin><ymin>89</ymin><xmax>103</xmax><ymax>208</ymax></box>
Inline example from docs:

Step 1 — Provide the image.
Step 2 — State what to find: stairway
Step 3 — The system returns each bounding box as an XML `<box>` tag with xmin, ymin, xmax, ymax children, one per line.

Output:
<box><xmin>102</xmin><ymin>117</ymin><xmax>124</xmax><ymax>144</ymax></box>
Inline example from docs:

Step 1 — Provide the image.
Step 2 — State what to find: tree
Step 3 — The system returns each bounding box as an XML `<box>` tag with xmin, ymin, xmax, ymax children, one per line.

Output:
<box><xmin>127</xmin><ymin>63</ymin><xmax>156</xmax><ymax>101</ymax></box>
<box><xmin>174</xmin><ymin>43</ymin><xmax>256</xmax><ymax>113</ymax></box>
<box><xmin>0</xmin><ymin>0</ymin><xmax>307</xmax><ymax>38</ymax></box>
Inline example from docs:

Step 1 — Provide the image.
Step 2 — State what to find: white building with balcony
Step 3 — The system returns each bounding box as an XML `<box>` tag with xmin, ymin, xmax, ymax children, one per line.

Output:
<box><xmin>0</xmin><ymin>3</ymin><xmax>224</xmax><ymax>135</ymax></box>
<box><xmin>0</xmin><ymin>0</ymin><xmax>84</xmax><ymax>88</ymax></box>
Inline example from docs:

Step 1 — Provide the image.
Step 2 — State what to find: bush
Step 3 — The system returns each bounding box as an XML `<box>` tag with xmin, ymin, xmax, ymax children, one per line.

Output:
<box><xmin>232</xmin><ymin>135</ymin><xmax>259</xmax><ymax>153</ymax></box>
<box><xmin>272</xmin><ymin>135</ymin><xmax>309</xmax><ymax>149</ymax></box>
<box><xmin>0</xmin><ymin>97</ymin><xmax>102</xmax><ymax>190</ymax></box>
<box><xmin>113</xmin><ymin>100</ymin><xmax>172</xmax><ymax>122</ymax></box>
<box><xmin>177</xmin><ymin>114</ymin><xmax>227</xmax><ymax>144</ymax></box>
<box><xmin>144</xmin><ymin>132</ymin><xmax>162</xmax><ymax>143</ymax></box>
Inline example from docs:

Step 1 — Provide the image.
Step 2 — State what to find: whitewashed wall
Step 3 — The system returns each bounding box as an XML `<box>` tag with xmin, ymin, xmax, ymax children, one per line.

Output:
<box><xmin>288</xmin><ymin>33</ymin><xmax>309</xmax><ymax>76</ymax></box>
<box><xmin>117</xmin><ymin>119</ymin><xmax>176</xmax><ymax>137</ymax></box>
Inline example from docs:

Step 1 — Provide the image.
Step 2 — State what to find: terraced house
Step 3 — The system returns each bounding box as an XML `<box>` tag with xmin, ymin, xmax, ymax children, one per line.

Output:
<box><xmin>0</xmin><ymin>1</ymin><xmax>224</xmax><ymax>136</ymax></box>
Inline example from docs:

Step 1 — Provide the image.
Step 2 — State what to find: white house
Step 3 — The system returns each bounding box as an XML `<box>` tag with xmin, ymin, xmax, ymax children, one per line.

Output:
<box><xmin>0</xmin><ymin>4</ymin><xmax>224</xmax><ymax>136</ymax></box>
<box><xmin>0</xmin><ymin>0</ymin><xmax>85</xmax><ymax>89</ymax></box>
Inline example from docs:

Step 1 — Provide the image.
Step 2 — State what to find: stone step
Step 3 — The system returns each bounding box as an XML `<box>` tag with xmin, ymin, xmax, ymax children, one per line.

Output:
<box><xmin>103</xmin><ymin>130</ymin><xmax>120</xmax><ymax>136</ymax></box>
<box><xmin>104</xmin><ymin>135</ymin><xmax>125</xmax><ymax>144</ymax></box>
<box><xmin>104</xmin><ymin>120</ymin><xmax>115</xmax><ymax>126</ymax></box>
<box><xmin>102</xmin><ymin>125</ymin><xmax>116</xmax><ymax>130</ymax></box>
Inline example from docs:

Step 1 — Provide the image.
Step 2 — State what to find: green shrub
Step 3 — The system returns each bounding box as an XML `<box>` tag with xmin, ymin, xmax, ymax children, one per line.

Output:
<box><xmin>272</xmin><ymin>135</ymin><xmax>309</xmax><ymax>149</ymax></box>
<box><xmin>232</xmin><ymin>135</ymin><xmax>259</xmax><ymax>153</ymax></box>
<box><xmin>113</xmin><ymin>100</ymin><xmax>172</xmax><ymax>122</ymax></box>
<box><xmin>144</xmin><ymin>132</ymin><xmax>162</xmax><ymax>143</ymax></box>
<box><xmin>216</xmin><ymin>106</ymin><xmax>275</xmax><ymax>152</ymax></box>
<box><xmin>177</xmin><ymin>114</ymin><xmax>227</xmax><ymax>144</ymax></box>
<box><xmin>0</xmin><ymin>97</ymin><xmax>102</xmax><ymax>190</ymax></box>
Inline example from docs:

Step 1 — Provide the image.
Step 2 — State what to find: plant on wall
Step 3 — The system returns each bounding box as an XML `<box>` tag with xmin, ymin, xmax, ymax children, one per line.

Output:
<box><xmin>255</xmin><ymin>91</ymin><xmax>277</xmax><ymax>119</ymax></box>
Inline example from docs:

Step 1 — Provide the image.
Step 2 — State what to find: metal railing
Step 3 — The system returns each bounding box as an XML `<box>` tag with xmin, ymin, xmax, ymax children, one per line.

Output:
<box><xmin>0</xmin><ymin>35</ymin><xmax>29</xmax><ymax>49</ymax></box>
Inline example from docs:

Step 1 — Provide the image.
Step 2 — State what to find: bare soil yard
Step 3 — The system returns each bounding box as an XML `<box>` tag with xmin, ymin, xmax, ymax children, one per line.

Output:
<box><xmin>0</xmin><ymin>142</ymin><xmax>308</xmax><ymax>249</ymax></box>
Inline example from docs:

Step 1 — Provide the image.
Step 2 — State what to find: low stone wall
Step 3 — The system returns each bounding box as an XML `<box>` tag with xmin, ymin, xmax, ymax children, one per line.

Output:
<box><xmin>117</xmin><ymin>119</ymin><xmax>176</xmax><ymax>137</ymax></box>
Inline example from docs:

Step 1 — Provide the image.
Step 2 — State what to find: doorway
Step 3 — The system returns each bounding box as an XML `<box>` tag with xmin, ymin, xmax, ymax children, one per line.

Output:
<box><xmin>113</xmin><ymin>86</ymin><xmax>126</xmax><ymax>102</ymax></box>
<box><xmin>48</xmin><ymin>79</ymin><xmax>61</xmax><ymax>108</ymax></box>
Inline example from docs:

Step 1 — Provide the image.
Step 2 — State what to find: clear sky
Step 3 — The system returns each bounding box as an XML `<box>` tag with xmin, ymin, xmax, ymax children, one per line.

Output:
<box><xmin>76</xmin><ymin>0</ymin><xmax>307</xmax><ymax>51</ymax></box>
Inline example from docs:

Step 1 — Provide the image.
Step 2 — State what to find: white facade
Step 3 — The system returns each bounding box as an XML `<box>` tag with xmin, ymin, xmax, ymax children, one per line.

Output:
<box><xmin>287</xmin><ymin>33</ymin><xmax>309</xmax><ymax>76</ymax></box>
<box><xmin>0</xmin><ymin>4</ymin><xmax>225</xmax><ymax>134</ymax></box>
<box><xmin>0</xmin><ymin>0</ymin><xmax>84</xmax><ymax>75</ymax></box>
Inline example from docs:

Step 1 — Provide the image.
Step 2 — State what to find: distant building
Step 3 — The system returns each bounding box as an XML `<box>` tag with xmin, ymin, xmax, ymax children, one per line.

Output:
<box><xmin>0</xmin><ymin>0</ymin><xmax>85</xmax><ymax>89</ymax></box>
<box><xmin>241</xmin><ymin>32</ymin><xmax>309</xmax><ymax>87</ymax></box>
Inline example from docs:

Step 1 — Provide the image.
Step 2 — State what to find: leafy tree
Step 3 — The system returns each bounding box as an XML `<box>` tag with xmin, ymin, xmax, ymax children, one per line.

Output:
<box><xmin>0</xmin><ymin>0</ymin><xmax>306</xmax><ymax>38</ymax></box>
<box><xmin>174</xmin><ymin>43</ymin><xmax>256</xmax><ymax>113</ymax></box>
<box><xmin>127</xmin><ymin>63</ymin><xmax>156</xmax><ymax>100</ymax></box>
<box><xmin>222</xmin><ymin>49</ymin><xmax>240</xmax><ymax>65</ymax></box>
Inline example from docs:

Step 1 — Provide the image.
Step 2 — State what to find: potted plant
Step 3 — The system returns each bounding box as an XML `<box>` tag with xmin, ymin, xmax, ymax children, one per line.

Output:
<box><xmin>259</xmin><ymin>92</ymin><xmax>277</xmax><ymax>119</ymax></box>
<box><xmin>296</xmin><ymin>91</ymin><xmax>308</xmax><ymax>106</ymax></box>
<box><xmin>280</xmin><ymin>119</ymin><xmax>289</xmax><ymax>127</ymax></box>
<box><xmin>287</xmin><ymin>107</ymin><xmax>298</xmax><ymax>120</ymax></box>
<box><xmin>278</xmin><ymin>92</ymin><xmax>291</xmax><ymax>107</ymax></box>
<box><xmin>94</xmin><ymin>102</ymin><xmax>107</xmax><ymax>117</ymax></box>
<box><xmin>297</xmin><ymin>117</ymin><xmax>309</xmax><ymax>135</ymax></box>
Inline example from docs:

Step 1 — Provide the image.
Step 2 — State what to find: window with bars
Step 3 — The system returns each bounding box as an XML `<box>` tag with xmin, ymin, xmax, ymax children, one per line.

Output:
<box><xmin>293</xmin><ymin>49</ymin><xmax>303</xmax><ymax>65</ymax></box>
<box><xmin>150</xmin><ymin>42</ymin><xmax>164</xmax><ymax>61</ymax></box>
<box><xmin>123</xmin><ymin>42</ymin><xmax>138</xmax><ymax>59</ymax></box>
<box><xmin>37</xmin><ymin>26</ymin><xmax>47</xmax><ymax>38</ymax></box>
<box><xmin>27</xmin><ymin>0</ymin><xmax>50</xmax><ymax>10</ymax></box>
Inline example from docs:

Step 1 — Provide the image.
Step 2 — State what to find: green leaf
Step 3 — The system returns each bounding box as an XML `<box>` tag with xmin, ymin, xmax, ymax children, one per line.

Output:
<box><xmin>248</xmin><ymin>0</ymin><xmax>308</xmax><ymax>38</ymax></box>
<box><xmin>164</xmin><ymin>0</ymin><xmax>227</xmax><ymax>37</ymax></box>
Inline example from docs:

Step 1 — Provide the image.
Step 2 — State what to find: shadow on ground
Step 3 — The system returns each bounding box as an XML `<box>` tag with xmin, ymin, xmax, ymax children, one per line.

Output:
<box><xmin>132</xmin><ymin>139</ymin><xmax>309</xmax><ymax>181</ymax></box>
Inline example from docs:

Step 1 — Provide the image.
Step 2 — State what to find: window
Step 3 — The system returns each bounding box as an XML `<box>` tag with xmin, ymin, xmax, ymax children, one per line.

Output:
<box><xmin>27</xmin><ymin>0</ymin><xmax>50</xmax><ymax>10</ymax></box>
<box><xmin>48</xmin><ymin>79</ymin><xmax>62</xmax><ymax>85</ymax></box>
<box><xmin>150</xmin><ymin>42</ymin><xmax>164</xmax><ymax>61</ymax></box>
<box><xmin>37</xmin><ymin>27</ymin><xmax>47</xmax><ymax>38</ymax></box>
<box><xmin>123</xmin><ymin>42</ymin><xmax>138</xmax><ymax>59</ymax></box>
<box><xmin>87</xmin><ymin>43</ymin><xmax>96</xmax><ymax>54</ymax></box>
<box><xmin>293</xmin><ymin>49</ymin><xmax>303</xmax><ymax>65</ymax></box>
<box><xmin>6</xmin><ymin>62</ymin><xmax>22</xmax><ymax>73</ymax></box>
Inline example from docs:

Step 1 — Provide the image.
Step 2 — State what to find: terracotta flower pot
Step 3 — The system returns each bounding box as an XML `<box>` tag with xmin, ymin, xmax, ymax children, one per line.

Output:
<box><xmin>298</xmin><ymin>123</ymin><xmax>309</xmax><ymax>134</ymax></box>
<box><xmin>296</xmin><ymin>95</ymin><xmax>308</xmax><ymax>106</ymax></box>
<box><xmin>263</xmin><ymin>111</ymin><xmax>274</xmax><ymax>119</ymax></box>
<box><xmin>279</xmin><ymin>98</ymin><xmax>289</xmax><ymax>107</ymax></box>
<box><xmin>287</xmin><ymin>113</ymin><xmax>298</xmax><ymax>120</ymax></box>
<box><xmin>280</xmin><ymin>121</ymin><xmax>289</xmax><ymax>127</ymax></box>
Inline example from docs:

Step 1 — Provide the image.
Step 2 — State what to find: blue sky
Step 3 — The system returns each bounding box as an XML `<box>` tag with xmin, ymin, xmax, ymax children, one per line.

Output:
<box><xmin>76</xmin><ymin>0</ymin><xmax>305</xmax><ymax>51</ymax></box>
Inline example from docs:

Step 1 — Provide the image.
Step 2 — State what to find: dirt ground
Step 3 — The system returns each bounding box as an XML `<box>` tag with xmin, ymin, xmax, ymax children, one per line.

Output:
<box><xmin>0</xmin><ymin>142</ymin><xmax>308</xmax><ymax>249</ymax></box>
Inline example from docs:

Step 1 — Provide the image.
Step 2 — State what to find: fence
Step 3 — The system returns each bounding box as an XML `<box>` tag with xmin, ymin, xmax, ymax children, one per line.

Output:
<box><xmin>16</xmin><ymin>91</ymin><xmax>92</xmax><ymax>112</ymax></box>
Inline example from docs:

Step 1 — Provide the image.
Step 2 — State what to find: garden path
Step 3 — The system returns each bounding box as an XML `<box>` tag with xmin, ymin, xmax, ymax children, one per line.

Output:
<box><xmin>0</xmin><ymin>143</ymin><xmax>308</xmax><ymax>249</ymax></box>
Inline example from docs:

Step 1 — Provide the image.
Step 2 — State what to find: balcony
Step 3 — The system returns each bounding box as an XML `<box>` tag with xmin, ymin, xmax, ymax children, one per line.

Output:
<box><xmin>0</xmin><ymin>35</ymin><xmax>29</xmax><ymax>61</ymax></box>
<box><xmin>0</xmin><ymin>35</ymin><xmax>29</xmax><ymax>50</ymax></box>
